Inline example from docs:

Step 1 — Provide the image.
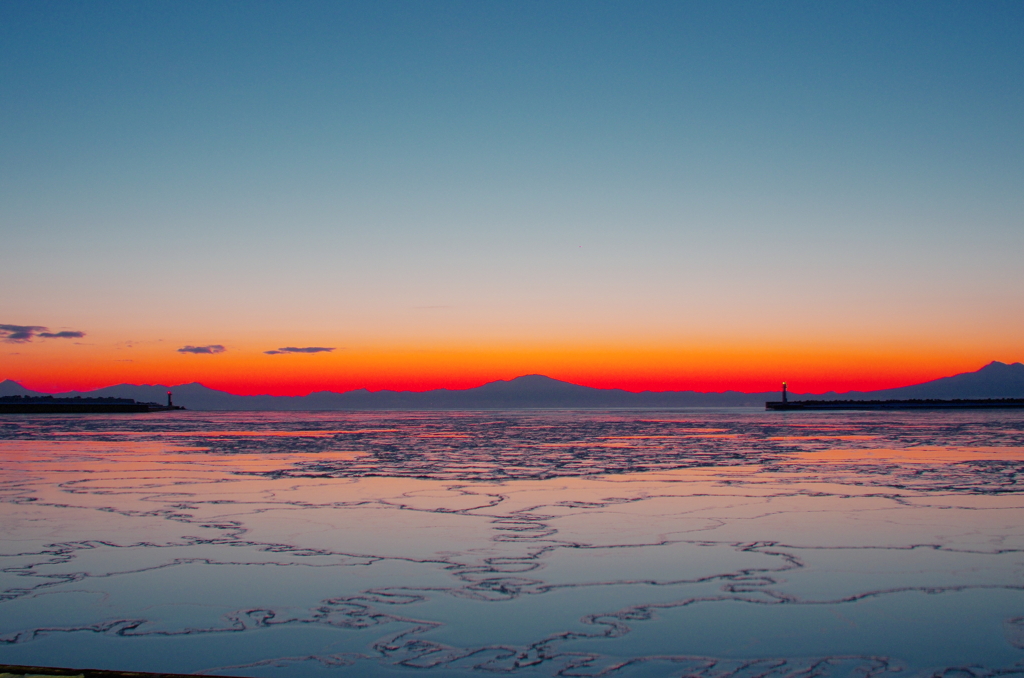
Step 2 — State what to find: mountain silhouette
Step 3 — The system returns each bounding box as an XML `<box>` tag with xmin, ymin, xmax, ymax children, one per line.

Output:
<box><xmin>0</xmin><ymin>379</ymin><xmax>35</xmax><ymax>397</ymax></box>
<box><xmin>2</xmin><ymin>362</ymin><xmax>1022</xmax><ymax>410</ymax></box>
<box><xmin>868</xmin><ymin>361</ymin><xmax>1024</xmax><ymax>399</ymax></box>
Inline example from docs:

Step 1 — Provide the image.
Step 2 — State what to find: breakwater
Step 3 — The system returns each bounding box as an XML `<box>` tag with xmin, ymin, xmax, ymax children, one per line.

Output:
<box><xmin>0</xmin><ymin>396</ymin><xmax>183</xmax><ymax>413</ymax></box>
<box><xmin>767</xmin><ymin>398</ymin><xmax>1024</xmax><ymax>411</ymax></box>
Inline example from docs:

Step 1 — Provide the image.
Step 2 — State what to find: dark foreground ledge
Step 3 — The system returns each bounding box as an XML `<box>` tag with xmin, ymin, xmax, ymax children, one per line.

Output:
<box><xmin>0</xmin><ymin>664</ymin><xmax>237</xmax><ymax>678</ymax></box>
<box><xmin>767</xmin><ymin>398</ymin><xmax>1024</xmax><ymax>411</ymax></box>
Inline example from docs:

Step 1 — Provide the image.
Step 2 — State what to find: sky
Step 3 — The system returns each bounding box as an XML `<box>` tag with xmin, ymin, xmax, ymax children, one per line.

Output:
<box><xmin>2</xmin><ymin>0</ymin><xmax>1023</xmax><ymax>395</ymax></box>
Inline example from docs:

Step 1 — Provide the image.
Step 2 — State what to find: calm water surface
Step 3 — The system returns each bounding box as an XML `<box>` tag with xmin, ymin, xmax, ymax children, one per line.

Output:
<box><xmin>3</xmin><ymin>409</ymin><xmax>1024</xmax><ymax>677</ymax></box>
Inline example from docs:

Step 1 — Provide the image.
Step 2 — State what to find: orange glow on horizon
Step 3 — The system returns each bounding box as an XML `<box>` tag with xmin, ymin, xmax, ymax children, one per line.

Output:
<box><xmin>3</xmin><ymin>335</ymin><xmax>1018</xmax><ymax>396</ymax></box>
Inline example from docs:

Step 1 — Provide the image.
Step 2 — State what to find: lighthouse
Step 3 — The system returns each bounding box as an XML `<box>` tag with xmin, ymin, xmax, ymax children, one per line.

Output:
<box><xmin>782</xmin><ymin>382</ymin><xmax>787</xmax><ymax>404</ymax></box>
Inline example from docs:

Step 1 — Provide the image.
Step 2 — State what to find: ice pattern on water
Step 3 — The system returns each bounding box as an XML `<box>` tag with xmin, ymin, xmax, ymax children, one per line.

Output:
<box><xmin>2</xmin><ymin>410</ymin><xmax>1024</xmax><ymax>677</ymax></box>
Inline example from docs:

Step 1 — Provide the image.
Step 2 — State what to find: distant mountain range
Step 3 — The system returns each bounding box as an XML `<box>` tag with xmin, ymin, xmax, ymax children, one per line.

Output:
<box><xmin>1</xmin><ymin>361</ymin><xmax>1022</xmax><ymax>411</ymax></box>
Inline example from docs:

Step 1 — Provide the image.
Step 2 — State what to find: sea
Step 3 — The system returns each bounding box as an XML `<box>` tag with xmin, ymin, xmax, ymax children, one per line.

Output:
<box><xmin>3</xmin><ymin>409</ymin><xmax>1024</xmax><ymax>677</ymax></box>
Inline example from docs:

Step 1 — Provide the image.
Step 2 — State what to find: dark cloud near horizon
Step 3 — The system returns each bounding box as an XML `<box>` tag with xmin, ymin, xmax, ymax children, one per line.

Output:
<box><xmin>264</xmin><ymin>346</ymin><xmax>335</xmax><ymax>355</ymax></box>
<box><xmin>1</xmin><ymin>324</ymin><xmax>86</xmax><ymax>342</ymax></box>
<box><xmin>177</xmin><ymin>344</ymin><xmax>226</xmax><ymax>354</ymax></box>
<box><xmin>39</xmin><ymin>330</ymin><xmax>86</xmax><ymax>339</ymax></box>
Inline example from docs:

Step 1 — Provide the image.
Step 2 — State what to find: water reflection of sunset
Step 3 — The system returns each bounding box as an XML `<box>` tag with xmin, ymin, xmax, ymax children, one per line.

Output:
<box><xmin>3</xmin><ymin>410</ymin><xmax>1024</xmax><ymax>674</ymax></box>
<box><xmin>786</xmin><ymin>446</ymin><xmax>1024</xmax><ymax>464</ymax></box>
<box><xmin>768</xmin><ymin>435</ymin><xmax>879</xmax><ymax>441</ymax></box>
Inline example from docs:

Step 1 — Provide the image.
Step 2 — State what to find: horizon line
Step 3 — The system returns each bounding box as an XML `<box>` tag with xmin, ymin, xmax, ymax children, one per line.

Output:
<box><xmin>6</xmin><ymin>362</ymin><xmax>1019</xmax><ymax>398</ymax></box>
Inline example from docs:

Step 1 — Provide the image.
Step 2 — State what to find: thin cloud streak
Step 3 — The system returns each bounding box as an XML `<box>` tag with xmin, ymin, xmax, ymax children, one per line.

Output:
<box><xmin>1</xmin><ymin>324</ymin><xmax>85</xmax><ymax>342</ymax></box>
<box><xmin>39</xmin><ymin>330</ymin><xmax>86</xmax><ymax>339</ymax></box>
<box><xmin>177</xmin><ymin>345</ymin><xmax>226</xmax><ymax>354</ymax></box>
<box><xmin>264</xmin><ymin>346</ymin><xmax>335</xmax><ymax>355</ymax></box>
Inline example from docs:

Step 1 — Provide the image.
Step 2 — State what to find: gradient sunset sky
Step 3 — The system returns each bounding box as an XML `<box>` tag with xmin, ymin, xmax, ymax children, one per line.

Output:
<box><xmin>2</xmin><ymin>1</ymin><xmax>1022</xmax><ymax>395</ymax></box>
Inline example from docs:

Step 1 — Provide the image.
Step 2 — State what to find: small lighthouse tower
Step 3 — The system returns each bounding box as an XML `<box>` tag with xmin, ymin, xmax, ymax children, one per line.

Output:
<box><xmin>167</xmin><ymin>391</ymin><xmax>173</xmax><ymax>408</ymax></box>
<box><xmin>782</xmin><ymin>382</ymin><xmax>788</xmax><ymax>404</ymax></box>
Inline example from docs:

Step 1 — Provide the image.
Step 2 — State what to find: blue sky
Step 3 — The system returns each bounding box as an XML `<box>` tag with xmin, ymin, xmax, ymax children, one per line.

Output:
<box><xmin>2</xmin><ymin>1</ymin><xmax>1023</xmax><ymax>392</ymax></box>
